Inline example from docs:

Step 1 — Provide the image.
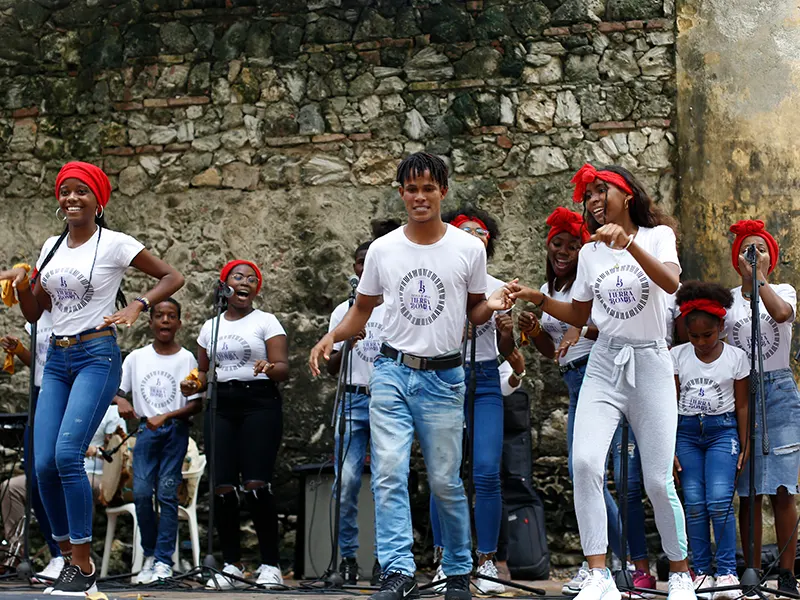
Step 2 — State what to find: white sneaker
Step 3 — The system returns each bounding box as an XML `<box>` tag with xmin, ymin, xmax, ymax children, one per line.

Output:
<box><xmin>575</xmin><ymin>568</ymin><xmax>622</xmax><ymax>600</ymax></box>
<box><xmin>205</xmin><ymin>563</ymin><xmax>247</xmax><ymax>590</ymax></box>
<box><xmin>475</xmin><ymin>558</ymin><xmax>506</xmax><ymax>595</ymax></box>
<box><xmin>134</xmin><ymin>556</ymin><xmax>156</xmax><ymax>585</ymax></box>
<box><xmin>34</xmin><ymin>556</ymin><xmax>66</xmax><ymax>585</ymax></box>
<box><xmin>692</xmin><ymin>573</ymin><xmax>714</xmax><ymax>600</ymax></box>
<box><xmin>712</xmin><ymin>574</ymin><xmax>739</xmax><ymax>600</ymax></box>
<box><xmin>563</xmin><ymin>562</ymin><xmax>591</xmax><ymax>595</ymax></box>
<box><xmin>255</xmin><ymin>564</ymin><xmax>283</xmax><ymax>589</ymax></box>
<box><xmin>432</xmin><ymin>564</ymin><xmax>446</xmax><ymax>592</ymax></box>
<box><xmin>669</xmin><ymin>572</ymin><xmax>698</xmax><ymax>600</ymax></box>
<box><xmin>153</xmin><ymin>562</ymin><xmax>173</xmax><ymax>581</ymax></box>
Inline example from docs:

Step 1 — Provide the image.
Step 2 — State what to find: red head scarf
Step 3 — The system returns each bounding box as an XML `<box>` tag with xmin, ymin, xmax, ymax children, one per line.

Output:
<box><xmin>220</xmin><ymin>260</ymin><xmax>263</xmax><ymax>294</ymax></box>
<box><xmin>729</xmin><ymin>219</ymin><xmax>779</xmax><ymax>275</ymax></box>
<box><xmin>679</xmin><ymin>299</ymin><xmax>727</xmax><ymax>320</ymax></box>
<box><xmin>546</xmin><ymin>207</ymin><xmax>590</xmax><ymax>244</ymax></box>
<box><xmin>450</xmin><ymin>214</ymin><xmax>490</xmax><ymax>239</ymax></box>
<box><xmin>570</xmin><ymin>163</ymin><xmax>634</xmax><ymax>205</ymax></box>
<box><xmin>55</xmin><ymin>162</ymin><xmax>112</xmax><ymax>208</ymax></box>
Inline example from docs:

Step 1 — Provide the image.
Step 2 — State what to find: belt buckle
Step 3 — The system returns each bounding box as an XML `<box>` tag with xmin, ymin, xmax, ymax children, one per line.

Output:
<box><xmin>405</xmin><ymin>354</ymin><xmax>423</xmax><ymax>370</ymax></box>
<box><xmin>55</xmin><ymin>337</ymin><xmax>71</xmax><ymax>348</ymax></box>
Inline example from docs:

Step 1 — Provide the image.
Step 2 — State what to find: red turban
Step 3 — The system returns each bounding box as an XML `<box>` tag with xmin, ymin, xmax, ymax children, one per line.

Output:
<box><xmin>679</xmin><ymin>299</ymin><xmax>727</xmax><ymax>320</ymax></box>
<box><xmin>570</xmin><ymin>163</ymin><xmax>633</xmax><ymax>204</ymax></box>
<box><xmin>55</xmin><ymin>162</ymin><xmax>112</xmax><ymax>208</ymax></box>
<box><xmin>546</xmin><ymin>207</ymin><xmax>590</xmax><ymax>244</ymax></box>
<box><xmin>220</xmin><ymin>260</ymin><xmax>263</xmax><ymax>293</ymax></box>
<box><xmin>729</xmin><ymin>220</ymin><xmax>779</xmax><ymax>275</ymax></box>
<box><xmin>450</xmin><ymin>214</ymin><xmax>490</xmax><ymax>239</ymax></box>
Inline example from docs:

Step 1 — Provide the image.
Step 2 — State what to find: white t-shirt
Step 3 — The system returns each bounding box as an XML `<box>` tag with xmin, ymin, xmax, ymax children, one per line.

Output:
<box><xmin>36</xmin><ymin>228</ymin><xmax>144</xmax><ymax>336</ymax></box>
<box><xmin>25</xmin><ymin>310</ymin><xmax>53</xmax><ymax>388</ymax></box>
<box><xmin>119</xmin><ymin>344</ymin><xmax>202</xmax><ymax>418</ymax></box>
<box><xmin>329</xmin><ymin>301</ymin><xmax>387</xmax><ymax>387</ymax></box>
<box><xmin>724</xmin><ymin>284</ymin><xmax>797</xmax><ymax>372</ymax></box>
<box><xmin>672</xmin><ymin>342</ymin><xmax>749</xmax><ymax>415</ymax></box>
<box><xmin>539</xmin><ymin>283</ymin><xmax>594</xmax><ymax>365</ymax></box>
<box><xmin>85</xmin><ymin>405</ymin><xmax>126</xmax><ymax>475</ymax></box>
<box><xmin>466</xmin><ymin>273</ymin><xmax>506</xmax><ymax>363</ymax></box>
<box><xmin>357</xmin><ymin>225</ymin><xmax>487</xmax><ymax>357</ymax></box>
<box><xmin>572</xmin><ymin>225</ymin><xmax>680</xmax><ymax>341</ymax></box>
<box><xmin>499</xmin><ymin>359</ymin><xmax>522</xmax><ymax>397</ymax></box>
<box><xmin>197</xmin><ymin>309</ymin><xmax>286</xmax><ymax>382</ymax></box>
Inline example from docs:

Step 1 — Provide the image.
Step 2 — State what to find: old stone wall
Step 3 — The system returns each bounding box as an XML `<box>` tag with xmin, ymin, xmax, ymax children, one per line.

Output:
<box><xmin>0</xmin><ymin>0</ymin><xmax>676</xmax><ymax>568</ymax></box>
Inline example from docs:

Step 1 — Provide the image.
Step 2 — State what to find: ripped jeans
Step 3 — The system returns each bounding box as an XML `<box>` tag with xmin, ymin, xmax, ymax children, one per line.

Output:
<box><xmin>133</xmin><ymin>419</ymin><xmax>190</xmax><ymax>566</ymax></box>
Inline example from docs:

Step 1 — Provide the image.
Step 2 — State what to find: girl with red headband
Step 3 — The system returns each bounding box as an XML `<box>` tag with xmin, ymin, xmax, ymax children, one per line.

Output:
<box><xmin>0</xmin><ymin>161</ymin><xmax>184</xmax><ymax>594</ymax></box>
<box><xmin>189</xmin><ymin>259</ymin><xmax>288</xmax><ymax>589</ymax></box>
<box><xmin>671</xmin><ymin>282</ymin><xmax>748</xmax><ymax>600</ymax></box>
<box><xmin>723</xmin><ymin>220</ymin><xmax>800</xmax><ymax>596</ymax></box>
<box><xmin>427</xmin><ymin>207</ymin><xmax>514</xmax><ymax>594</ymax></box>
<box><xmin>507</xmin><ymin>164</ymin><xmax>695</xmax><ymax>600</ymax></box>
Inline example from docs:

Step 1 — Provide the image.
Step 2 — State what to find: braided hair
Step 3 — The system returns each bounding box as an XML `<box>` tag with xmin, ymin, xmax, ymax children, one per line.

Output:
<box><xmin>395</xmin><ymin>152</ymin><xmax>449</xmax><ymax>190</ymax></box>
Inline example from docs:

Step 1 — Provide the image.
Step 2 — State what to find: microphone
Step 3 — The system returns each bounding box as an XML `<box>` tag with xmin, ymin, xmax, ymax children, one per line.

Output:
<box><xmin>744</xmin><ymin>243</ymin><xmax>758</xmax><ymax>262</ymax></box>
<box><xmin>216</xmin><ymin>281</ymin><xmax>234</xmax><ymax>299</ymax></box>
<box><xmin>348</xmin><ymin>275</ymin><xmax>359</xmax><ymax>290</ymax></box>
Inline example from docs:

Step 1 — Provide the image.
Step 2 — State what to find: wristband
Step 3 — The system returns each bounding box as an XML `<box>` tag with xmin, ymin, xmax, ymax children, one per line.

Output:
<box><xmin>134</xmin><ymin>296</ymin><xmax>151</xmax><ymax>311</ymax></box>
<box><xmin>580</xmin><ymin>325</ymin><xmax>589</xmax><ymax>339</ymax></box>
<box><xmin>512</xmin><ymin>369</ymin><xmax>526</xmax><ymax>379</ymax></box>
<box><xmin>624</xmin><ymin>234</ymin><xmax>634</xmax><ymax>251</ymax></box>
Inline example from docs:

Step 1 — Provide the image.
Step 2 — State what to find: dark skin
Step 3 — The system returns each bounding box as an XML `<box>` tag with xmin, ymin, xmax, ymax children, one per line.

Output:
<box><xmin>0</xmin><ymin>336</ymin><xmax>32</xmax><ymax>367</ymax></box>
<box><xmin>309</xmin><ymin>170</ymin><xmax>511</xmax><ymax>376</ymax></box>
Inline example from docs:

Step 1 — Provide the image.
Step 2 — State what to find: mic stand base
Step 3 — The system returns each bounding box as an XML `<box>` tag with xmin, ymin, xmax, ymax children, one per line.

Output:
<box><xmin>202</xmin><ymin>554</ymin><xmax>218</xmax><ymax>571</ymax></box>
<box><xmin>15</xmin><ymin>560</ymin><xmax>32</xmax><ymax>582</ymax></box>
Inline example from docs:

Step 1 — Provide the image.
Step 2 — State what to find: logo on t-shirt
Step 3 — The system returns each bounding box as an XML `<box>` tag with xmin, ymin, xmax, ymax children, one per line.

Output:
<box><xmin>593</xmin><ymin>264</ymin><xmax>650</xmax><ymax>320</ymax></box>
<box><xmin>681</xmin><ymin>377</ymin><xmax>725</xmax><ymax>413</ymax></box>
<box><xmin>41</xmin><ymin>268</ymin><xmax>94</xmax><ymax>314</ymax></box>
<box><xmin>354</xmin><ymin>320</ymin><xmax>384</xmax><ymax>364</ymax></box>
<box><xmin>398</xmin><ymin>269</ymin><xmax>446</xmax><ymax>326</ymax></box>
<box><xmin>541</xmin><ymin>315</ymin><xmax>568</xmax><ymax>338</ymax></box>
<box><xmin>140</xmin><ymin>370</ymin><xmax>178</xmax><ymax>410</ymax></box>
<box><xmin>216</xmin><ymin>335</ymin><xmax>252</xmax><ymax>371</ymax></box>
<box><xmin>731</xmin><ymin>315</ymin><xmax>780</xmax><ymax>361</ymax></box>
<box><xmin>35</xmin><ymin>327</ymin><xmax>52</xmax><ymax>370</ymax></box>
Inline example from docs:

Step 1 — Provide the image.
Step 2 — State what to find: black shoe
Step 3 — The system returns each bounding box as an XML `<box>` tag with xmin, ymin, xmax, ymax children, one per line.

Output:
<box><xmin>371</xmin><ymin>560</ymin><xmax>382</xmax><ymax>586</ymax></box>
<box><xmin>445</xmin><ymin>573</ymin><xmax>472</xmax><ymax>600</ymax></box>
<box><xmin>50</xmin><ymin>564</ymin><xmax>98</xmax><ymax>596</ymax></box>
<box><xmin>777</xmin><ymin>569</ymin><xmax>798</xmax><ymax>598</ymax></box>
<box><xmin>369</xmin><ymin>572</ymin><xmax>419</xmax><ymax>600</ymax></box>
<box><xmin>339</xmin><ymin>557</ymin><xmax>359</xmax><ymax>585</ymax></box>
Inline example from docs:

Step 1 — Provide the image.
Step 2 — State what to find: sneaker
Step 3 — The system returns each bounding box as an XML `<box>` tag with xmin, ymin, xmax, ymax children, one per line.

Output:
<box><xmin>575</xmin><ymin>568</ymin><xmax>622</xmax><ymax>600</ymax></box>
<box><xmin>135</xmin><ymin>556</ymin><xmax>156</xmax><ymax>585</ymax></box>
<box><xmin>205</xmin><ymin>563</ymin><xmax>247</xmax><ymax>590</ymax></box>
<box><xmin>256</xmin><ymin>564</ymin><xmax>283</xmax><ymax>589</ymax></box>
<box><xmin>475</xmin><ymin>559</ymin><xmax>505</xmax><ymax>595</ymax></box>
<box><xmin>432</xmin><ymin>564</ymin><xmax>447</xmax><ymax>592</ymax></box>
<box><xmin>33</xmin><ymin>556</ymin><xmax>66</xmax><ymax>584</ymax></box>
<box><xmin>50</xmin><ymin>563</ymin><xmax>98</xmax><ymax>596</ymax></box>
<box><xmin>371</xmin><ymin>560</ymin><xmax>382</xmax><ymax>586</ymax></box>
<box><xmin>692</xmin><ymin>573</ymin><xmax>714</xmax><ymax>600</ymax></box>
<box><xmin>446</xmin><ymin>573</ymin><xmax>472</xmax><ymax>600</ymax></box>
<box><xmin>630</xmin><ymin>569</ymin><xmax>657</xmax><ymax>599</ymax></box>
<box><xmin>370</xmin><ymin>572</ymin><xmax>419</xmax><ymax>600</ymax></box>
<box><xmin>713</xmin><ymin>574</ymin><xmax>740</xmax><ymax>600</ymax></box>
<box><xmin>777</xmin><ymin>569</ymin><xmax>798</xmax><ymax>598</ymax></box>
<box><xmin>668</xmin><ymin>571</ymin><xmax>697</xmax><ymax>600</ymax></box>
<box><xmin>563</xmin><ymin>562</ymin><xmax>591</xmax><ymax>595</ymax></box>
<box><xmin>153</xmin><ymin>561</ymin><xmax>172</xmax><ymax>581</ymax></box>
<box><xmin>340</xmin><ymin>557</ymin><xmax>359</xmax><ymax>585</ymax></box>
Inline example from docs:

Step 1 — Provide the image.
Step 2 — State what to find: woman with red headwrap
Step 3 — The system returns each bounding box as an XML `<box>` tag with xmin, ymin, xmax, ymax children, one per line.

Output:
<box><xmin>189</xmin><ymin>260</ymin><xmax>288</xmax><ymax>589</ymax></box>
<box><xmin>507</xmin><ymin>164</ymin><xmax>695</xmax><ymax>600</ymax></box>
<box><xmin>723</xmin><ymin>220</ymin><xmax>799</xmax><ymax>596</ymax></box>
<box><xmin>0</xmin><ymin>161</ymin><xmax>184</xmax><ymax>594</ymax></box>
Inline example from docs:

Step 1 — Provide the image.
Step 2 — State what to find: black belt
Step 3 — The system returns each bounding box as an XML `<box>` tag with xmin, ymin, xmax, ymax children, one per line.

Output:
<box><xmin>380</xmin><ymin>344</ymin><xmax>462</xmax><ymax>371</ymax></box>
<box><xmin>218</xmin><ymin>379</ymin><xmax>277</xmax><ymax>390</ymax></box>
<box><xmin>345</xmin><ymin>384</ymin><xmax>370</xmax><ymax>396</ymax></box>
<box><xmin>559</xmin><ymin>354</ymin><xmax>590</xmax><ymax>375</ymax></box>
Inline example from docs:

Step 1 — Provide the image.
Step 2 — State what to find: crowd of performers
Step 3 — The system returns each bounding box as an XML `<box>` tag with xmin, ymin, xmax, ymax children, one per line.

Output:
<box><xmin>0</xmin><ymin>154</ymin><xmax>797</xmax><ymax>600</ymax></box>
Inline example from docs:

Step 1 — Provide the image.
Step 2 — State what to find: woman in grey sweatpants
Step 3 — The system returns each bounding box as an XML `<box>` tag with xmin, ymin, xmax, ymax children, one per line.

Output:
<box><xmin>508</xmin><ymin>163</ymin><xmax>694</xmax><ymax>600</ymax></box>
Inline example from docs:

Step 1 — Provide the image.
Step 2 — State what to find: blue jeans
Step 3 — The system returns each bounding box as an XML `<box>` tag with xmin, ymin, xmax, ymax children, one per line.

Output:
<box><xmin>334</xmin><ymin>391</ymin><xmax>373</xmax><ymax>558</ymax></box>
<box><xmin>369</xmin><ymin>355</ymin><xmax>472</xmax><ymax>577</ymax></box>
<box><xmin>565</xmin><ymin>363</ymin><xmax>648</xmax><ymax>562</ymax></box>
<box><xmin>133</xmin><ymin>419</ymin><xmax>190</xmax><ymax>566</ymax></box>
<box><xmin>35</xmin><ymin>334</ymin><xmax>121</xmax><ymax>544</ymax></box>
<box><xmin>24</xmin><ymin>415</ymin><xmax>61</xmax><ymax>558</ymax></box>
<box><xmin>676</xmin><ymin>413</ymin><xmax>739</xmax><ymax>576</ymax></box>
<box><xmin>430</xmin><ymin>360</ymin><xmax>503</xmax><ymax>555</ymax></box>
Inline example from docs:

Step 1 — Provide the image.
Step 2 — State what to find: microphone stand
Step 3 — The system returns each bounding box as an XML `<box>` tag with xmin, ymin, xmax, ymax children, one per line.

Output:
<box><xmin>16</xmin><ymin>323</ymin><xmax>36</xmax><ymax>581</ymax></box>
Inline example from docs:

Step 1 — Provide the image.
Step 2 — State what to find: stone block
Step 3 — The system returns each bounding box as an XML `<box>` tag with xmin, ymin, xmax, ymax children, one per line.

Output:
<box><xmin>526</xmin><ymin>146</ymin><xmax>570</xmax><ymax>175</ymax></box>
<box><xmin>302</xmin><ymin>154</ymin><xmax>350</xmax><ymax>185</ymax></box>
<box><xmin>638</xmin><ymin>46</ymin><xmax>672</xmax><ymax>77</ymax></box>
<box><xmin>405</xmin><ymin>46</ymin><xmax>454</xmax><ymax>82</ymax></box>
<box><xmin>599</xmin><ymin>46</ymin><xmax>640</xmax><ymax>82</ymax></box>
<box><xmin>516</xmin><ymin>92</ymin><xmax>555</xmax><ymax>132</ymax></box>
<box><xmin>118</xmin><ymin>166</ymin><xmax>149</xmax><ymax>196</ymax></box>
<box><xmin>222</xmin><ymin>162</ymin><xmax>259</xmax><ymax>190</ymax></box>
<box><xmin>554</xmin><ymin>90</ymin><xmax>581</xmax><ymax>127</ymax></box>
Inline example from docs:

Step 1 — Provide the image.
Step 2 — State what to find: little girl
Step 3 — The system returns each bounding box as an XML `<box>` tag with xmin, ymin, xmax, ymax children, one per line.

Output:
<box><xmin>671</xmin><ymin>281</ymin><xmax>749</xmax><ymax>600</ymax></box>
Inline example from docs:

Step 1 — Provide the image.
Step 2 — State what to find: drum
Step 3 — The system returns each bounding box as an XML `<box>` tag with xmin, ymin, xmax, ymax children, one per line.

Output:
<box><xmin>98</xmin><ymin>433</ymin><xmax>135</xmax><ymax>507</ymax></box>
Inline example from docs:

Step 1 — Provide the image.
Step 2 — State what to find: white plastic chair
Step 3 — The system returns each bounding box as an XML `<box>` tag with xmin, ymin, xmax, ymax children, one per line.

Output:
<box><xmin>100</xmin><ymin>503</ymin><xmax>144</xmax><ymax>578</ymax></box>
<box><xmin>172</xmin><ymin>454</ymin><xmax>206</xmax><ymax>571</ymax></box>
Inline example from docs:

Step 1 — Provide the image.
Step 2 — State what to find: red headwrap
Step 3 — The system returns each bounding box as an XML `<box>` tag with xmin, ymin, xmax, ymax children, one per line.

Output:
<box><xmin>220</xmin><ymin>260</ymin><xmax>263</xmax><ymax>293</ymax></box>
<box><xmin>546</xmin><ymin>207</ymin><xmax>590</xmax><ymax>244</ymax></box>
<box><xmin>570</xmin><ymin>163</ymin><xmax>634</xmax><ymax>204</ymax></box>
<box><xmin>730</xmin><ymin>219</ymin><xmax>779</xmax><ymax>275</ymax></box>
<box><xmin>54</xmin><ymin>161</ymin><xmax>112</xmax><ymax>208</ymax></box>
<box><xmin>450</xmin><ymin>214</ymin><xmax>490</xmax><ymax>239</ymax></box>
<box><xmin>679</xmin><ymin>299</ymin><xmax>727</xmax><ymax>320</ymax></box>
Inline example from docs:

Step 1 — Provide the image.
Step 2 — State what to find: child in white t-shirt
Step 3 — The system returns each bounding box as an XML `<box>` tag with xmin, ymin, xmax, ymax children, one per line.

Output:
<box><xmin>671</xmin><ymin>282</ymin><xmax>749</xmax><ymax>598</ymax></box>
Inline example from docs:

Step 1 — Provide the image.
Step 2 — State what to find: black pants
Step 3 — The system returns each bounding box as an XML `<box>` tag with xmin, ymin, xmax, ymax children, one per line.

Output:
<box><xmin>205</xmin><ymin>381</ymin><xmax>283</xmax><ymax>565</ymax></box>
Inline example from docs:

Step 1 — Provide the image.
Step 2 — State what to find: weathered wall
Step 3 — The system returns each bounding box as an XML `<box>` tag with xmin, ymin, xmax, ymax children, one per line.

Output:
<box><xmin>0</xmin><ymin>0</ymin><xmax>677</xmax><ymax>567</ymax></box>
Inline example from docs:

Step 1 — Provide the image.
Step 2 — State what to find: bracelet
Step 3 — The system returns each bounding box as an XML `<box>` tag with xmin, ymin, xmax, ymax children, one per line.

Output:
<box><xmin>512</xmin><ymin>369</ymin><xmax>526</xmax><ymax>379</ymax></box>
<box><xmin>580</xmin><ymin>325</ymin><xmax>589</xmax><ymax>339</ymax></box>
<box><xmin>134</xmin><ymin>296</ymin><xmax>151</xmax><ymax>311</ymax></box>
<box><xmin>624</xmin><ymin>234</ymin><xmax>635</xmax><ymax>251</ymax></box>
<box><xmin>534</xmin><ymin>294</ymin><xmax>545</xmax><ymax>308</ymax></box>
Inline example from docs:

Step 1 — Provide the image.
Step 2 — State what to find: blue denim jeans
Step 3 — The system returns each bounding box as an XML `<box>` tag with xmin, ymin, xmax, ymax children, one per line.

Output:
<box><xmin>369</xmin><ymin>355</ymin><xmax>472</xmax><ymax>577</ymax></box>
<box><xmin>564</xmin><ymin>362</ymin><xmax>648</xmax><ymax>561</ymax></box>
<box><xmin>133</xmin><ymin>419</ymin><xmax>190</xmax><ymax>566</ymax></box>
<box><xmin>676</xmin><ymin>412</ymin><xmax>739</xmax><ymax>576</ymax></box>
<box><xmin>333</xmin><ymin>391</ymin><xmax>373</xmax><ymax>558</ymax></box>
<box><xmin>430</xmin><ymin>360</ymin><xmax>503</xmax><ymax>555</ymax></box>
<box><xmin>24</xmin><ymin>413</ymin><xmax>61</xmax><ymax>558</ymax></box>
<box><xmin>34</xmin><ymin>334</ymin><xmax>121</xmax><ymax>544</ymax></box>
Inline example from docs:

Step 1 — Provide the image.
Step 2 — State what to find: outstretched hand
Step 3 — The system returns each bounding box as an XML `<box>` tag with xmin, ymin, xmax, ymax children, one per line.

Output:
<box><xmin>309</xmin><ymin>333</ymin><xmax>335</xmax><ymax>377</ymax></box>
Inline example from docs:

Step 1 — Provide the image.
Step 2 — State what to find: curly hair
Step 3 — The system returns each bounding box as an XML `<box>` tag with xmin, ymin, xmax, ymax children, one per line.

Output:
<box><xmin>675</xmin><ymin>280</ymin><xmax>734</xmax><ymax>325</ymax></box>
<box><xmin>441</xmin><ymin>206</ymin><xmax>500</xmax><ymax>259</ymax></box>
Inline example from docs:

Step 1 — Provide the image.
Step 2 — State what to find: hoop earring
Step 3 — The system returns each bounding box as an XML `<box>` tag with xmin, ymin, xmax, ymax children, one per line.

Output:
<box><xmin>96</xmin><ymin>205</ymin><xmax>104</xmax><ymax>219</ymax></box>
<box><xmin>56</xmin><ymin>207</ymin><xmax>67</xmax><ymax>221</ymax></box>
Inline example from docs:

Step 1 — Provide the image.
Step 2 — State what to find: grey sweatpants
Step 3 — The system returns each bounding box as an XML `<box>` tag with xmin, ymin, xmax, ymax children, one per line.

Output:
<box><xmin>573</xmin><ymin>334</ymin><xmax>688</xmax><ymax>561</ymax></box>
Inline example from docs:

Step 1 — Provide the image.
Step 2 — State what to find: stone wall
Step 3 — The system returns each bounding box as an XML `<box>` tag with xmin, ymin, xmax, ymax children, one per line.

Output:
<box><xmin>0</xmin><ymin>0</ymin><xmax>676</xmax><ymax>568</ymax></box>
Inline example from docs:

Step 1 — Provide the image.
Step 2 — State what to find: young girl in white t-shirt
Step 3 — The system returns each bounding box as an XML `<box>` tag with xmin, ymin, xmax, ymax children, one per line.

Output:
<box><xmin>508</xmin><ymin>164</ymin><xmax>695</xmax><ymax>600</ymax></box>
<box><xmin>671</xmin><ymin>282</ymin><xmax>749</xmax><ymax>599</ymax></box>
<box><xmin>0</xmin><ymin>161</ymin><xmax>184</xmax><ymax>595</ymax></box>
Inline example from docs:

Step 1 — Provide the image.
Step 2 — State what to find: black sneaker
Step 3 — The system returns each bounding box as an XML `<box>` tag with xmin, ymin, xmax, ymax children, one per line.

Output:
<box><xmin>50</xmin><ymin>564</ymin><xmax>98</xmax><ymax>596</ymax></box>
<box><xmin>777</xmin><ymin>569</ymin><xmax>798</xmax><ymax>598</ymax></box>
<box><xmin>339</xmin><ymin>557</ymin><xmax>359</xmax><ymax>585</ymax></box>
<box><xmin>445</xmin><ymin>573</ymin><xmax>472</xmax><ymax>600</ymax></box>
<box><xmin>369</xmin><ymin>572</ymin><xmax>419</xmax><ymax>600</ymax></box>
<box><xmin>371</xmin><ymin>560</ymin><xmax>382</xmax><ymax>586</ymax></box>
